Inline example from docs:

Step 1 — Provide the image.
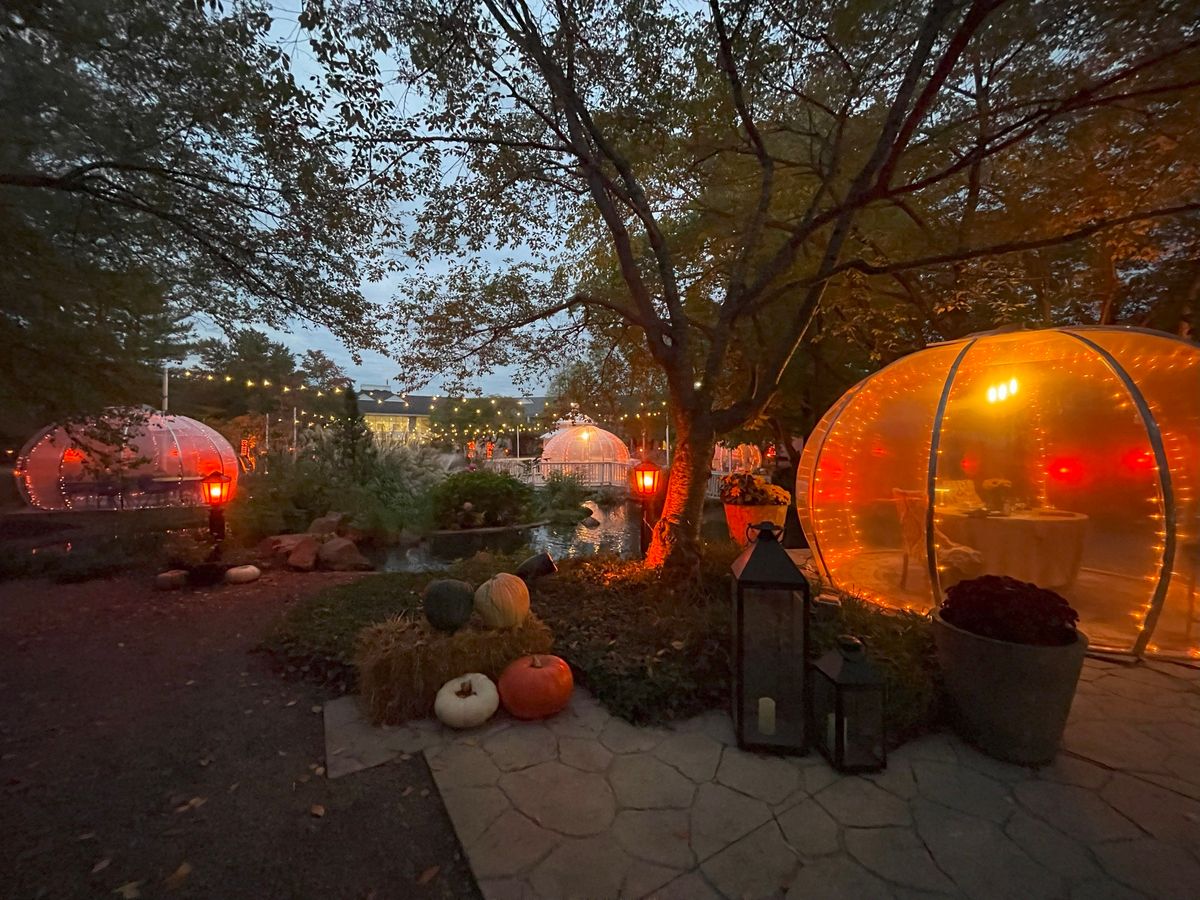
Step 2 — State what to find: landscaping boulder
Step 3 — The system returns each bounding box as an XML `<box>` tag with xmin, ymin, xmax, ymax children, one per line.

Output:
<box><xmin>257</xmin><ymin>533</ymin><xmax>310</xmax><ymax>565</ymax></box>
<box><xmin>224</xmin><ymin>564</ymin><xmax>262</xmax><ymax>585</ymax></box>
<box><xmin>155</xmin><ymin>569</ymin><xmax>188</xmax><ymax>591</ymax></box>
<box><xmin>317</xmin><ymin>537</ymin><xmax>372</xmax><ymax>571</ymax></box>
<box><xmin>286</xmin><ymin>535</ymin><xmax>321</xmax><ymax>571</ymax></box>
<box><xmin>308</xmin><ymin>512</ymin><xmax>349</xmax><ymax>536</ymax></box>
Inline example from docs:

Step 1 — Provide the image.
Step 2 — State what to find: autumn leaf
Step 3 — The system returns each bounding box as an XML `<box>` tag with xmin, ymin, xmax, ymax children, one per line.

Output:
<box><xmin>310</xmin><ymin>804</ymin><xmax>326</xmax><ymax>818</ymax></box>
<box><xmin>112</xmin><ymin>882</ymin><xmax>142</xmax><ymax>899</ymax></box>
<box><xmin>416</xmin><ymin>866</ymin><xmax>440</xmax><ymax>885</ymax></box>
<box><xmin>91</xmin><ymin>858</ymin><xmax>111</xmax><ymax>874</ymax></box>
<box><xmin>163</xmin><ymin>862</ymin><xmax>192</xmax><ymax>891</ymax></box>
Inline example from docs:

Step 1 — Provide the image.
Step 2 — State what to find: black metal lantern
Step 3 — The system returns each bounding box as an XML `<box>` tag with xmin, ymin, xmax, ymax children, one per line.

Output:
<box><xmin>730</xmin><ymin>521</ymin><xmax>812</xmax><ymax>754</ymax></box>
<box><xmin>811</xmin><ymin>635</ymin><xmax>887</xmax><ymax>772</ymax></box>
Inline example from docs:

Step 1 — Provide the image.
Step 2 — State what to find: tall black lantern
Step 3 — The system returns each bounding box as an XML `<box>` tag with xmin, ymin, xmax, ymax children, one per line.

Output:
<box><xmin>730</xmin><ymin>521</ymin><xmax>811</xmax><ymax>754</ymax></box>
<box><xmin>811</xmin><ymin>635</ymin><xmax>887</xmax><ymax>772</ymax></box>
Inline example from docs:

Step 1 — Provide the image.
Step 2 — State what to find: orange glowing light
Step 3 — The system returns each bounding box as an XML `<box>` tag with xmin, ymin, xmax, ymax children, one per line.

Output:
<box><xmin>200</xmin><ymin>470</ymin><xmax>232</xmax><ymax>506</ymax></box>
<box><xmin>630</xmin><ymin>459</ymin><xmax>661</xmax><ymax>499</ymax></box>
<box><xmin>61</xmin><ymin>447</ymin><xmax>85</xmax><ymax>463</ymax></box>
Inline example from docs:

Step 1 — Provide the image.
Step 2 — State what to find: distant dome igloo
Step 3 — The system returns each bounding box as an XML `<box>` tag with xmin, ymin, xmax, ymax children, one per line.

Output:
<box><xmin>796</xmin><ymin>327</ymin><xmax>1200</xmax><ymax>658</ymax></box>
<box><xmin>15</xmin><ymin>412</ymin><xmax>238</xmax><ymax>510</ymax></box>
<box><xmin>541</xmin><ymin>424</ymin><xmax>630</xmax><ymax>463</ymax></box>
<box><xmin>712</xmin><ymin>443</ymin><xmax>763</xmax><ymax>473</ymax></box>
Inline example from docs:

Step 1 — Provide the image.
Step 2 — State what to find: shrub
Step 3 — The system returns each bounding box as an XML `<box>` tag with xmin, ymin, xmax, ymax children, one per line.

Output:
<box><xmin>429</xmin><ymin>470</ymin><xmax>533</xmax><ymax>529</ymax></box>
<box><xmin>719</xmin><ymin>472</ymin><xmax>789</xmax><ymax>505</ymax></box>
<box><xmin>940</xmin><ymin>575</ymin><xmax>1079</xmax><ymax>646</ymax></box>
<box><xmin>539</xmin><ymin>471</ymin><xmax>591</xmax><ymax>512</ymax></box>
<box><xmin>226</xmin><ymin>433</ymin><xmax>445</xmax><ymax>544</ymax></box>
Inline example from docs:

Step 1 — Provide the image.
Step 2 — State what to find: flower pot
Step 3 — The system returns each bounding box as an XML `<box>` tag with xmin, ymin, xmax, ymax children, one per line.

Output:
<box><xmin>724</xmin><ymin>503</ymin><xmax>788</xmax><ymax>546</ymax></box>
<box><xmin>933</xmin><ymin>613</ymin><xmax>1087</xmax><ymax>765</ymax></box>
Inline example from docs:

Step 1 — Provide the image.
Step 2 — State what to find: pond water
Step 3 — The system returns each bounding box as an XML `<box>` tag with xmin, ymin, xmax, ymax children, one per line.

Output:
<box><xmin>377</xmin><ymin>500</ymin><xmax>737</xmax><ymax>573</ymax></box>
<box><xmin>377</xmin><ymin>500</ymin><xmax>641</xmax><ymax>573</ymax></box>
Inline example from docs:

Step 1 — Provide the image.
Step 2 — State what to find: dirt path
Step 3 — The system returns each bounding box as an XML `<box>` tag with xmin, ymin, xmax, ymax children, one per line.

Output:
<box><xmin>0</xmin><ymin>570</ymin><xmax>479</xmax><ymax>900</ymax></box>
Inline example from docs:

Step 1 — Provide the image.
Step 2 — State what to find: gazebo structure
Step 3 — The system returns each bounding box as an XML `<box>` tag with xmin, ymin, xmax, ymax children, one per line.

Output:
<box><xmin>15</xmin><ymin>412</ymin><xmax>238</xmax><ymax>511</ymax></box>
<box><xmin>711</xmin><ymin>443</ymin><xmax>763</xmax><ymax>474</ymax></box>
<box><xmin>539</xmin><ymin>423</ymin><xmax>631</xmax><ymax>486</ymax></box>
<box><xmin>796</xmin><ymin>327</ymin><xmax>1199</xmax><ymax>657</ymax></box>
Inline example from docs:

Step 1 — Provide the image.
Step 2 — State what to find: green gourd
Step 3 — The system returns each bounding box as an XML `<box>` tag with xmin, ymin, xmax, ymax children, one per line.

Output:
<box><xmin>423</xmin><ymin>579</ymin><xmax>475</xmax><ymax>632</ymax></box>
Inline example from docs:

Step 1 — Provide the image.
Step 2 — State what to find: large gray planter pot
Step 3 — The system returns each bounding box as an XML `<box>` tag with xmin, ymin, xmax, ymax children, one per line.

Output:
<box><xmin>933</xmin><ymin>613</ymin><xmax>1087</xmax><ymax>765</ymax></box>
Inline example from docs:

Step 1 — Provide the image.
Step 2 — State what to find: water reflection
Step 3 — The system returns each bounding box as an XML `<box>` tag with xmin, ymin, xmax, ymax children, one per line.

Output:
<box><xmin>378</xmin><ymin>501</ymin><xmax>639</xmax><ymax>573</ymax></box>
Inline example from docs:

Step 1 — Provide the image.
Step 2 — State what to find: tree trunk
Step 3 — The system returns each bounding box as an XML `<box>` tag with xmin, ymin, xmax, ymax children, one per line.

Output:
<box><xmin>645</xmin><ymin>413</ymin><xmax>715</xmax><ymax>577</ymax></box>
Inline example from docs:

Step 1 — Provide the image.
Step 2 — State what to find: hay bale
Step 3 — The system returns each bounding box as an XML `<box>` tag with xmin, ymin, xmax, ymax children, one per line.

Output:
<box><xmin>355</xmin><ymin>613</ymin><xmax>554</xmax><ymax>725</ymax></box>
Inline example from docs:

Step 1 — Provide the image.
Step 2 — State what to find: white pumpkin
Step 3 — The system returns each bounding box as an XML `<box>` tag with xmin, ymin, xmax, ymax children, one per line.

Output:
<box><xmin>434</xmin><ymin>673</ymin><xmax>499</xmax><ymax>729</ymax></box>
<box><xmin>473</xmin><ymin>573</ymin><xmax>531</xmax><ymax>628</ymax></box>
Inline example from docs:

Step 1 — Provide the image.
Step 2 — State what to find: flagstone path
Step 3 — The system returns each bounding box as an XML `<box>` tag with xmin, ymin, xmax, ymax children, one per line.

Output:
<box><xmin>324</xmin><ymin>657</ymin><xmax>1200</xmax><ymax>899</ymax></box>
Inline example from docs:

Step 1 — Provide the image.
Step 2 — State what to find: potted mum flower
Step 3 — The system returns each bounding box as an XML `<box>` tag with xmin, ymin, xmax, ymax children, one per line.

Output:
<box><xmin>934</xmin><ymin>575</ymin><xmax>1087</xmax><ymax>765</ymax></box>
<box><xmin>720</xmin><ymin>472</ymin><xmax>790</xmax><ymax>546</ymax></box>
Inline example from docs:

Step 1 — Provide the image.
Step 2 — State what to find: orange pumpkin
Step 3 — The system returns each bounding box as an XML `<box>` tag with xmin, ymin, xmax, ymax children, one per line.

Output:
<box><xmin>498</xmin><ymin>654</ymin><xmax>574</xmax><ymax>720</ymax></box>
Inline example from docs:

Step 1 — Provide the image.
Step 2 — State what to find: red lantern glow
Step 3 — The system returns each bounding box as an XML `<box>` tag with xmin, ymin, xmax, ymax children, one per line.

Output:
<box><xmin>959</xmin><ymin>453</ymin><xmax>980</xmax><ymax>477</ymax></box>
<box><xmin>630</xmin><ymin>459</ymin><xmax>661</xmax><ymax>499</ymax></box>
<box><xmin>61</xmin><ymin>447</ymin><xmax>85</xmax><ymax>463</ymax></box>
<box><xmin>1047</xmin><ymin>456</ymin><xmax>1084</xmax><ymax>484</ymax></box>
<box><xmin>200</xmin><ymin>470</ymin><xmax>232</xmax><ymax>506</ymax></box>
<box><xmin>1121</xmin><ymin>448</ymin><xmax>1155</xmax><ymax>473</ymax></box>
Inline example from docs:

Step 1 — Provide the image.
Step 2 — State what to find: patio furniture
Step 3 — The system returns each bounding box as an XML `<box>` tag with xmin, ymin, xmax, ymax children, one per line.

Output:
<box><xmin>936</xmin><ymin>507</ymin><xmax>1088</xmax><ymax>590</ymax></box>
<box><xmin>892</xmin><ymin>489</ymin><xmax>983</xmax><ymax>590</ymax></box>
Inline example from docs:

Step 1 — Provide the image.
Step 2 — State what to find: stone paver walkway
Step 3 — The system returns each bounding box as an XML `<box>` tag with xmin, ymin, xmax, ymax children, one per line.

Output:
<box><xmin>324</xmin><ymin>657</ymin><xmax>1200</xmax><ymax>899</ymax></box>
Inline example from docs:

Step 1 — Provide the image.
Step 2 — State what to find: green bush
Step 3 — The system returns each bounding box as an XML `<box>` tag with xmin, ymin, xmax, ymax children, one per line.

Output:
<box><xmin>539</xmin><ymin>471</ymin><xmax>591</xmax><ymax>513</ymax></box>
<box><xmin>428</xmin><ymin>469</ymin><xmax>533</xmax><ymax>529</ymax></box>
<box><xmin>226</xmin><ymin>433</ymin><xmax>445</xmax><ymax>544</ymax></box>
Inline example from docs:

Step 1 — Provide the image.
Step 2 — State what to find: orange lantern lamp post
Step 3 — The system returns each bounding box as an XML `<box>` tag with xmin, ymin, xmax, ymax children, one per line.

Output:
<box><xmin>200</xmin><ymin>470</ymin><xmax>232</xmax><ymax>542</ymax></box>
<box><xmin>630</xmin><ymin>458</ymin><xmax>662</xmax><ymax>559</ymax></box>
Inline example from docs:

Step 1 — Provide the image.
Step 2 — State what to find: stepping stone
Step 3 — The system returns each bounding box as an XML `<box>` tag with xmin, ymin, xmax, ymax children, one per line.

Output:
<box><xmin>815</xmin><ymin>777</ymin><xmax>911</xmax><ymax>828</ymax></box>
<box><xmin>609</xmin><ymin>754</ymin><xmax>695</xmax><ymax>809</ymax></box>
<box><xmin>844</xmin><ymin>826</ymin><xmax>955</xmax><ymax>893</ymax></box>
<box><xmin>440</xmin><ymin>785</ymin><xmax>511</xmax><ymax>846</ymax></box>
<box><xmin>471</xmin><ymin>809</ymin><xmax>560</xmax><ymax>879</ymax></box>
<box><xmin>776</xmin><ymin>797</ymin><xmax>840</xmax><ymax>857</ymax></box>
<box><xmin>699</xmin><ymin>821</ymin><xmax>800</xmax><ymax>900</ymax></box>
<box><xmin>500</xmin><ymin>761</ymin><xmax>616</xmax><ymax>836</ymax></box>
<box><xmin>1093</xmin><ymin>838</ymin><xmax>1200</xmax><ymax>900</ymax></box>
<box><xmin>1062</xmin><ymin>719</ymin><xmax>1170</xmax><ymax>773</ymax></box>
<box><xmin>620</xmin><ymin>860</ymin><xmax>681</xmax><ymax>899</ymax></box>
<box><xmin>484</xmin><ymin>724</ymin><xmax>558</xmax><ymax>772</ymax></box>
<box><xmin>654</xmin><ymin>731</ymin><xmax>723</xmax><ymax>783</ymax></box>
<box><xmin>529</xmin><ymin>834</ymin><xmax>632</xmax><ymax>898</ymax></box>
<box><xmin>1012</xmin><ymin>781</ymin><xmax>1141</xmax><ymax>844</ymax></box>
<box><xmin>1004</xmin><ymin>810</ymin><xmax>1102</xmax><ymax>882</ymax></box>
<box><xmin>559</xmin><ymin>737</ymin><xmax>613</xmax><ymax>773</ymax></box>
<box><xmin>862</xmin><ymin>759</ymin><xmax>918</xmax><ymax>800</ymax></box>
<box><xmin>914</xmin><ymin>798</ymin><xmax>1060</xmax><ymax>900</ymax></box>
<box><xmin>323</xmin><ymin>696</ymin><xmax>430</xmax><ymax>779</ymax></box>
<box><xmin>547</xmin><ymin>690</ymin><xmax>612</xmax><ymax>739</ymax></box>
<box><xmin>611</xmin><ymin>809</ymin><xmax>694</xmax><ymax>869</ymax></box>
<box><xmin>600</xmin><ymin>718</ymin><xmax>665</xmax><ymax>754</ymax></box>
<box><xmin>1100</xmin><ymin>773</ymin><xmax>1200</xmax><ymax>851</ymax></box>
<box><xmin>652</xmin><ymin>871</ymin><xmax>723</xmax><ymax>900</ymax></box>
<box><xmin>676</xmin><ymin>710</ymin><xmax>737</xmax><ymax>746</ymax></box>
<box><xmin>689</xmin><ymin>783</ymin><xmax>771</xmax><ymax>861</ymax></box>
<box><xmin>429</xmin><ymin>743</ymin><xmax>501</xmax><ymax>788</ymax></box>
<box><xmin>1036</xmin><ymin>755</ymin><xmax>1111</xmax><ymax>790</ymax></box>
<box><xmin>912</xmin><ymin>759</ymin><xmax>1014</xmax><ymax>822</ymax></box>
<box><xmin>715</xmin><ymin>747</ymin><xmax>800</xmax><ymax>804</ymax></box>
<box><xmin>478</xmin><ymin>878</ymin><xmax>538</xmax><ymax>900</ymax></box>
<box><xmin>785</xmin><ymin>855</ymin><xmax>894</xmax><ymax>900</ymax></box>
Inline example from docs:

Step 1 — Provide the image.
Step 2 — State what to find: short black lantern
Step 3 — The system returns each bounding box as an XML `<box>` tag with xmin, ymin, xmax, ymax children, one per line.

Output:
<box><xmin>811</xmin><ymin>635</ymin><xmax>887</xmax><ymax>772</ymax></box>
<box><xmin>730</xmin><ymin>521</ymin><xmax>811</xmax><ymax>754</ymax></box>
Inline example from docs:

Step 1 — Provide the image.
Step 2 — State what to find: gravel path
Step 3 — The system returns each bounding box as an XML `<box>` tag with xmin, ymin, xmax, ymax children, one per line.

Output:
<box><xmin>0</xmin><ymin>570</ymin><xmax>480</xmax><ymax>900</ymax></box>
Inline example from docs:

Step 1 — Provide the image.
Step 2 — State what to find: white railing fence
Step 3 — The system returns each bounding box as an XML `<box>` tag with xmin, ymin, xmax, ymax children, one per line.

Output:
<box><xmin>488</xmin><ymin>457</ymin><xmax>726</xmax><ymax>499</ymax></box>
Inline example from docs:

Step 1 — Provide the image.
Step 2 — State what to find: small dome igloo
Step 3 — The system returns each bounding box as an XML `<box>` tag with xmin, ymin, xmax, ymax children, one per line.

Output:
<box><xmin>15</xmin><ymin>411</ymin><xmax>238</xmax><ymax>510</ymax></box>
<box><xmin>541</xmin><ymin>424</ymin><xmax>630</xmax><ymax>464</ymax></box>
<box><xmin>796</xmin><ymin>327</ymin><xmax>1200</xmax><ymax>658</ymax></box>
<box><xmin>711</xmin><ymin>443</ymin><xmax>763</xmax><ymax>474</ymax></box>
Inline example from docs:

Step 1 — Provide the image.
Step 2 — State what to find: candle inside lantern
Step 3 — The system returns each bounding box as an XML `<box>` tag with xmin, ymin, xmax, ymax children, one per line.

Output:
<box><xmin>757</xmin><ymin>696</ymin><xmax>776</xmax><ymax>736</ymax></box>
<box><xmin>826</xmin><ymin>712</ymin><xmax>848</xmax><ymax>753</ymax></box>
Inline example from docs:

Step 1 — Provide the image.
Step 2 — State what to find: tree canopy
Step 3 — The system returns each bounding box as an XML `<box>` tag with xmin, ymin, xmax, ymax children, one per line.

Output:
<box><xmin>324</xmin><ymin>0</ymin><xmax>1199</xmax><ymax>569</ymax></box>
<box><xmin>0</xmin><ymin>0</ymin><xmax>390</xmax><ymax>442</ymax></box>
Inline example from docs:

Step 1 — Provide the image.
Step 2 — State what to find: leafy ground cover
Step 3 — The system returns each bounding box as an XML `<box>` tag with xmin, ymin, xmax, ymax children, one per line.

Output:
<box><xmin>266</xmin><ymin>546</ymin><xmax>941</xmax><ymax>741</ymax></box>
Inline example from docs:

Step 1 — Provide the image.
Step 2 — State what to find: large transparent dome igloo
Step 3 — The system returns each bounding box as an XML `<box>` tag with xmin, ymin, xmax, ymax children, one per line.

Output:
<box><xmin>796</xmin><ymin>327</ymin><xmax>1200</xmax><ymax>657</ymax></box>
<box><xmin>16</xmin><ymin>412</ymin><xmax>238</xmax><ymax>511</ymax></box>
<box><xmin>541</xmin><ymin>424</ymin><xmax>630</xmax><ymax>464</ymax></box>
